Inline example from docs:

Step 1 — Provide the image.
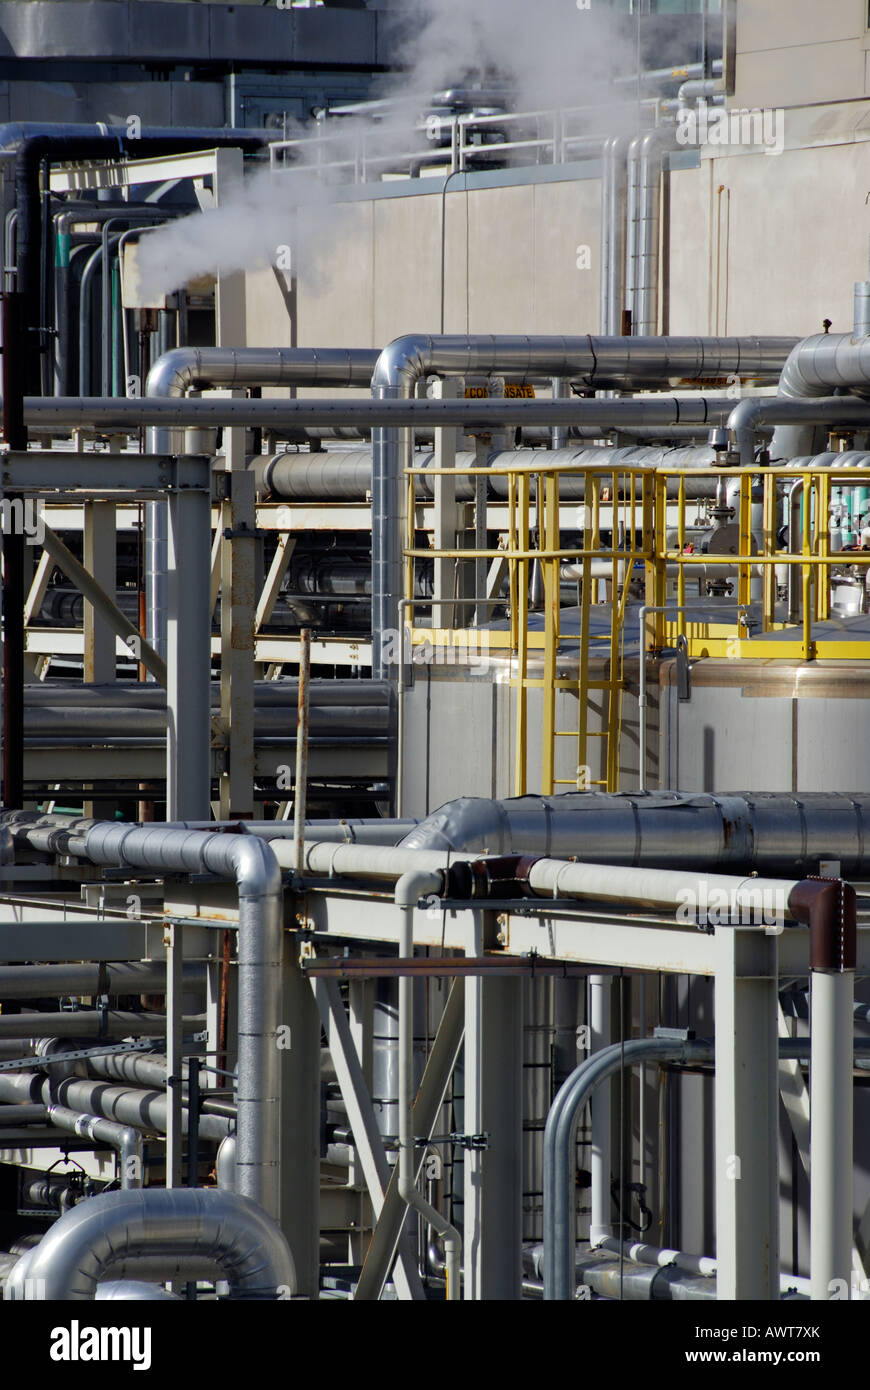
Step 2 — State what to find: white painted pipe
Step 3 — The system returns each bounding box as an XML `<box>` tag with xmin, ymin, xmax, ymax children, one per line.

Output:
<box><xmin>810</xmin><ymin>970</ymin><xmax>854</xmax><ymax>1300</ymax></box>
<box><xmin>589</xmin><ymin>974</ymin><xmax>612</xmax><ymax>1243</ymax></box>
<box><xmin>526</xmin><ymin>858</ymin><xmax>798</xmax><ymax>921</ymax></box>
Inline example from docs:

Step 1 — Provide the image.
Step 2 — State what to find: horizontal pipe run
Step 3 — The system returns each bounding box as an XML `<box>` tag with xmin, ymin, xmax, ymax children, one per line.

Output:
<box><xmin>0</xmin><ymin>1010</ymin><xmax>202</xmax><ymax>1040</ymax></box>
<box><xmin>0</xmin><ymin>961</ymin><xmax>205</xmax><ymax>1000</ymax></box>
<box><xmin>525</xmin><ymin>859</ymin><xmax>799</xmax><ymax>918</ymax></box>
<box><xmin>45</xmin><ymin>1103</ymin><xmax>143</xmax><ymax>1189</ymax></box>
<box><xmin>301</xmin><ymin>957</ymin><xmax>609</xmax><ymax>978</ymax></box>
<box><xmin>25</xmin><ymin>394</ymin><xmax>739</xmax><ymax>432</ymax></box>
<box><xmin>46</xmin><ymin>1074</ymin><xmax>232</xmax><ymax>1143</ymax></box>
<box><xmin>398</xmin><ymin>791</ymin><xmax>870</xmax><ymax>876</ymax></box>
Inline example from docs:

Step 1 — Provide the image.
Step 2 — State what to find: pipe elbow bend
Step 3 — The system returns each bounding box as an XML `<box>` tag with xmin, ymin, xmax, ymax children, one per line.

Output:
<box><xmin>229</xmin><ymin>835</ymin><xmax>283</xmax><ymax>901</ymax></box>
<box><xmin>371</xmin><ymin>334</ymin><xmax>431</xmax><ymax>393</ymax></box>
<box><xmin>145</xmin><ymin>348</ymin><xmax>200</xmax><ymax>400</ymax></box>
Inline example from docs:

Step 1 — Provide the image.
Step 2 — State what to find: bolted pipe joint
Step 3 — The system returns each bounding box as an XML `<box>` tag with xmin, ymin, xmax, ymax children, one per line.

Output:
<box><xmin>464</xmin><ymin>853</ymin><xmax>541</xmax><ymax>899</ymax></box>
<box><xmin>787</xmin><ymin>877</ymin><xmax>857</xmax><ymax>973</ymax></box>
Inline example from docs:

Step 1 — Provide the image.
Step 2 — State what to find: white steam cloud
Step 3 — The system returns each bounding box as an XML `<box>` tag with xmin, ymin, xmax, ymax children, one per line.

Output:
<box><xmin>135</xmin><ymin>0</ymin><xmax>635</xmax><ymax>304</ymax></box>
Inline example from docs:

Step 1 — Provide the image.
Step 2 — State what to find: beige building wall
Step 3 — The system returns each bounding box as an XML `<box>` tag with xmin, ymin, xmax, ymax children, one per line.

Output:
<box><xmin>241</xmin><ymin>0</ymin><xmax>870</xmax><ymax>356</ymax></box>
<box><xmin>735</xmin><ymin>0</ymin><xmax>869</xmax><ymax>108</ymax></box>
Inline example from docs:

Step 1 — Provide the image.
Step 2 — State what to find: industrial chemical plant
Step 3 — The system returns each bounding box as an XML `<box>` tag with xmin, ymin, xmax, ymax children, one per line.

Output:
<box><xmin>0</xmin><ymin>0</ymin><xmax>867</xmax><ymax>1338</ymax></box>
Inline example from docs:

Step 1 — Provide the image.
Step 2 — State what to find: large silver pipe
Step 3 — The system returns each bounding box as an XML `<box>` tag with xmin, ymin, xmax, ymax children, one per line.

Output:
<box><xmin>23</xmin><ymin>821</ymin><xmax>284</xmax><ymax>1220</ymax></box>
<box><xmin>23</xmin><ymin>679</ymin><xmax>391</xmax><ymax>707</ymax></box>
<box><xmin>632</xmin><ymin>128</ymin><xmax>675</xmax><ymax>335</ymax></box>
<box><xmin>396</xmin><ymin>791</ymin><xmax>870</xmax><ymax>876</ymax></box>
<box><xmin>728</xmin><ymin>394</ymin><xmax>870</xmax><ymax>466</ymax></box>
<box><xmin>810</xmin><ymin>968</ymin><xmax>854</xmax><ymax>1299</ymax></box>
<box><xmin>96</xmin><ymin>1281</ymin><xmax>180</xmax><ymax>1301</ymax></box>
<box><xmin>5</xmin><ymin>1188</ymin><xmax>295</xmax><ymax>1300</ymax></box>
<box><xmin>44</xmin><ymin>1073</ymin><xmax>231</xmax><ymax>1142</ymax></box>
<box><xmin>750</xmin><ymin>331</ymin><xmax>870</xmax><ymax>464</ymax></box>
<box><xmin>27</xmin><ymin>392</ymin><xmax>746</xmax><ymax>431</ymax></box>
<box><xmin>146</xmin><ymin>346</ymin><xmax>380</xmax><ymax>400</ymax></box>
<box><xmin>22</xmin><ymin>704</ymin><xmax>389</xmax><ymax>737</ymax></box>
<box><xmin>0</xmin><ymin>961</ymin><xmax>204</xmax><ymax>1000</ymax></box>
<box><xmin>0</xmin><ymin>1010</ymin><xmax>193</xmax><ymax>1040</ymax></box>
<box><xmin>600</xmin><ymin>135</ymin><xmax>629</xmax><ymax>336</ymax></box>
<box><xmin>260</xmin><ymin>444</ymin><xmax>720</xmax><ymax>503</ymax></box>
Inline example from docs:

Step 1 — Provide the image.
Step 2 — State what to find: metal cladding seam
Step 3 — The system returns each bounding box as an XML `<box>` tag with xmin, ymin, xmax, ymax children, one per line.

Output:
<box><xmin>397</xmin><ymin>790</ymin><xmax>870</xmax><ymax>876</ymax></box>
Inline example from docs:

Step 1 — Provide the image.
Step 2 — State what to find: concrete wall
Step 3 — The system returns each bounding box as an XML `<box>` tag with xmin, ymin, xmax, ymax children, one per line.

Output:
<box><xmin>247</xmin><ymin>175</ymin><xmax>603</xmax><ymax>356</ymax></box>
<box><xmin>245</xmin><ymin>124</ymin><xmax>870</xmax><ymax>355</ymax></box>
<box><xmin>735</xmin><ymin>0</ymin><xmax>868</xmax><ymax>109</ymax></box>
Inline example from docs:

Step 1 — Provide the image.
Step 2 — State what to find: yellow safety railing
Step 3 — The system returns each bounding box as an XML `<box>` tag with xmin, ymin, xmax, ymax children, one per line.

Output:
<box><xmin>404</xmin><ymin>459</ymin><xmax>655</xmax><ymax>796</ymax></box>
<box><xmin>403</xmin><ymin>458</ymin><xmax>870</xmax><ymax>796</ymax></box>
<box><xmin>654</xmin><ymin>466</ymin><xmax>870</xmax><ymax>662</ymax></box>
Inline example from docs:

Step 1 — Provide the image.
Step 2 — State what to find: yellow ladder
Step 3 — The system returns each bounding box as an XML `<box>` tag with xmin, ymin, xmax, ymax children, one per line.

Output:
<box><xmin>510</xmin><ymin>467</ymin><xmax>651</xmax><ymax>796</ymax></box>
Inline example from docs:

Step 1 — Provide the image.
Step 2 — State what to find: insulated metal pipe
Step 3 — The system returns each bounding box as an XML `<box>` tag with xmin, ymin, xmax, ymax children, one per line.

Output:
<box><xmin>632</xmin><ymin>128</ymin><xmax>675</xmax><ymax>335</ymax></box>
<box><xmin>397</xmin><ymin>791</ymin><xmax>870</xmax><ymax>876</ymax></box>
<box><xmin>600</xmin><ymin>136</ymin><xmax>629</xmax><ymax>336</ymax></box>
<box><xmin>0</xmin><ymin>1010</ymin><xmax>192</xmax><ymax>1039</ymax></box>
<box><xmin>5</xmin><ymin>1187</ymin><xmax>295</xmax><ymax>1300</ymax></box>
<box><xmin>810</xmin><ymin>970</ymin><xmax>854</xmax><ymax>1299</ymax></box>
<box><xmin>545</xmin><ymin>1036</ymin><xmax>712</xmax><ymax>1299</ymax></box>
<box><xmin>260</xmin><ymin>444</ymin><xmax>720</xmax><ymax>502</ymax></box>
<box><xmin>734</xmin><ymin>330</ymin><xmax>870</xmax><ymax>464</ymax></box>
<box><xmin>0</xmin><ymin>961</ymin><xmax>205</xmax><ymax>999</ymax></box>
<box><xmin>49</xmin><ymin>821</ymin><xmax>283</xmax><ymax>1220</ymax></box>
<box><xmin>729</xmin><ymin>394</ymin><xmax>870</xmax><ymax>466</ymax></box>
<box><xmin>26</xmin><ymin>393</ymin><xmax>742</xmax><ymax>431</ymax></box>
<box><xmin>45</xmin><ymin>1103</ymin><xmax>143</xmax><ymax>1189</ymax></box>
<box><xmin>44</xmin><ymin>1074</ymin><xmax>231</xmax><ymax>1142</ymax></box>
<box><xmin>588</xmin><ymin>975</ymin><xmax>612</xmax><ymax>1244</ymax></box>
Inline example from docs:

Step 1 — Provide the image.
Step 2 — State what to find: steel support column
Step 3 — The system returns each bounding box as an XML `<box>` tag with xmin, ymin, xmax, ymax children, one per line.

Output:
<box><xmin>82</xmin><ymin>500</ymin><xmax>117</xmax><ymax>684</ymax></box>
<box><xmin>279</xmin><ymin>933</ymin><xmax>321</xmax><ymax>1298</ymax></box>
<box><xmin>714</xmin><ymin>927</ymin><xmax>779</xmax><ymax>1300</ymax></box>
<box><xmin>313</xmin><ymin>976</ymin><xmax>424</xmax><ymax>1300</ymax></box>
<box><xmin>463</xmin><ymin>910</ymin><xmax>523</xmax><ymax>1299</ymax></box>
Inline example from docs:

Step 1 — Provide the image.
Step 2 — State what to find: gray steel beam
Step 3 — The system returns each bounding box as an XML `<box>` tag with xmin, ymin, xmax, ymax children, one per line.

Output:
<box><xmin>0</xmin><ymin>451</ymin><xmax>210</xmax><ymax>495</ymax></box>
<box><xmin>0</xmin><ymin>921</ymin><xmax>214</xmax><ymax>963</ymax></box>
<box><xmin>82</xmin><ymin>501</ymin><xmax>117</xmax><ymax>687</ymax></box>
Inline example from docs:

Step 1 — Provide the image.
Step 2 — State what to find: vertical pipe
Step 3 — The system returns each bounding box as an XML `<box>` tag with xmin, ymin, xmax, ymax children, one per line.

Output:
<box><xmin>166</xmin><ymin>484</ymin><xmax>211</xmax><ymax>820</ymax></box>
<box><xmin>1</xmin><ymin>290</ymin><xmax>26</xmax><ymax>810</ymax></box>
<box><xmin>371</xmin><ymin>387</ymin><xmax>408</xmax><ymax>680</ymax></box>
<box><xmin>165</xmin><ymin>922</ymin><xmax>184</xmax><ymax>1189</ymax></box>
<box><xmin>293</xmin><ymin>628</ymin><xmax>311</xmax><ymax>875</ymax></box>
<box><xmin>187</xmin><ymin>1057</ymin><xmax>201</xmax><ymax>1187</ymax></box>
<box><xmin>810</xmin><ymin>970</ymin><xmax>854</xmax><ymax>1299</ymax></box>
<box><xmin>589</xmin><ymin>974</ymin><xmax>612</xmax><ymax>1242</ymax></box>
